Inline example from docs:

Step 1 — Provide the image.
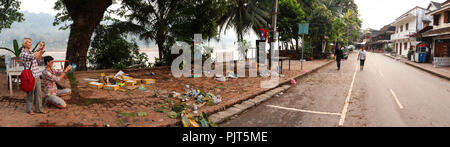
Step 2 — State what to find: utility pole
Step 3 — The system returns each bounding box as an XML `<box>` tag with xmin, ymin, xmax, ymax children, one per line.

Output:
<box><xmin>270</xmin><ymin>0</ymin><xmax>278</xmax><ymax>69</ymax></box>
<box><xmin>301</xmin><ymin>32</ymin><xmax>305</xmax><ymax>70</ymax></box>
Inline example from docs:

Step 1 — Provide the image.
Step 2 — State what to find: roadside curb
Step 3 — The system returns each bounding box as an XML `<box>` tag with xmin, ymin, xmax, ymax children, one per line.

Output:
<box><xmin>208</xmin><ymin>60</ymin><xmax>335</xmax><ymax>125</ymax></box>
<box><xmin>404</xmin><ymin>61</ymin><xmax>450</xmax><ymax>81</ymax></box>
<box><xmin>384</xmin><ymin>54</ymin><xmax>450</xmax><ymax>81</ymax></box>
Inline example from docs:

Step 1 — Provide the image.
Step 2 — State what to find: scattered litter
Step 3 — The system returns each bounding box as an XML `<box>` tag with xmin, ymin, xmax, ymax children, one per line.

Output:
<box><xmin>187</xmin><ymin>89</ymin><xmax>201</xmax><ymax>98</ymax></box>
<box><xmin>118</xmin><ymin>82</ymin><xmax>126</xmax><ymax>87</ymax></box>
<box><xmin>90</xmin><ymin>71</ymin><xmax>158</xmax><ymax>92</ymax></box>
<box><xmin>181</xmin><ymin>112</ymin><xmax>199</xmax><ymax>127</ymax></box>
<box><xmin>182</xmin><ymin>112</ymin><xmax>216</xmax><ymax>127</ymax></box>
<box><xmin>126</xmin><ymin>86</ymin><xmax>139</xmax><ymax>90</ymax></box>
<box><xmin>84</xmin><ymin>78</ymin><xmax>99</xmax><ymax>82</ymax></box>
<box><xmin>169</xmin><ymin>91</ymin><xmax>181</xmax><ymax>98</ymax></box>
<box><xmin>142</xmin><ymin>79</ymin><xmax>156</xmax><ymax>84</ymax></box>
<box><xmin>226</xmin><ymin>72</ymin><xmax>238</xmax><ymax>79</ymax></box>
<box><xmin>215</xmin><ymin>76</ymin><xmax>226</xmax><ymax>82</ymax></box>
<box><xmin>138</xmin><ymin>84</ymin><xmax>147</xmax><ymax>91</ymax></box>
<box><xmin>88</xmin><ymin>82</ymin><xmax>104</xmax><ymax>89</ymax></box>
<box><xmin>114</xmin><ymin>70</ymin><xmax>125</xmax><ymax>79</ymax></box>
<box><xmin>104</xmin><ymin>85</ymin><xmax>119</xmax><ymax>91</ymax></box>
<box><xmin>193</xmin><ymin>105</ymin><xmax>198</xmax><ymax>114</ymax></box>
<box><xmin>126</xmin><ymin>80</ymin><xmax>137</xmax><ymax>86</ymax></box>
<box><xmin>291</xmin><ymin>79</ymin><xmax>296</xmax><ymax>85</ymax></box>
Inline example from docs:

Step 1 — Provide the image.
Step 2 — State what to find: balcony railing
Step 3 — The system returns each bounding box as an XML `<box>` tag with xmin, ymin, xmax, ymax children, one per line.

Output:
<box><xmin>391</xmin><ymin>30</ymin><xmax>416</xmax><ymax>40</ymax></box>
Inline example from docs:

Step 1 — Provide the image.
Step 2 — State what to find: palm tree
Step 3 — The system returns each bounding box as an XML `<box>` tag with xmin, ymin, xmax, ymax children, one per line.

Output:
<box><xmin>218</xmin><ymin>0</ymin><xmax>272</xmax><ymax>41</ymax></box>
<box><xmin>113</xmin><ymin>0</ymin><xmax>226</xmax><ymax>65</ymax></box>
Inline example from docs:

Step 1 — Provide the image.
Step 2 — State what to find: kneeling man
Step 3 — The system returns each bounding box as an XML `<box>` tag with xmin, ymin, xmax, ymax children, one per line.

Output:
<box><xmin>42</xmin><ymin>56</ymin><xmax>72</xmax><ymax>109</ymax></box>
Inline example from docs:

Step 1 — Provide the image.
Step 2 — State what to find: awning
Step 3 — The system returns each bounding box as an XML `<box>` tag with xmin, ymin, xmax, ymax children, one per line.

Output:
<box><xmin>417</xmin><ymin>44</ymin><xmax>427</xmax><ymax>47</ymax></box>
<box><xmin>422</xmin><ymin>26</ymin><xmax>450</xmax><ymax>37</ymax></box>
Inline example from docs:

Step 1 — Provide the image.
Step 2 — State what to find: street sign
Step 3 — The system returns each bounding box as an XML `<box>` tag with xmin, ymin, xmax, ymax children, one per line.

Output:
<box><xmin>304</xmin><ymin>23</ymin><xmax>309</xmax><ymax>35</ymax></box>
<box><xmin>298</xmin><ymin>23</ymin><xmax>309</xmax><ymax>35</ymax></box>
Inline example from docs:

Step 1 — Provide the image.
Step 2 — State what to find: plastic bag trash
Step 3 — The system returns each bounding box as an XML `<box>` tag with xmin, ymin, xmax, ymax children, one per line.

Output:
<box><xmin>170</xmin><ymin>91</ymin><xmax>181</xmax><ymax>98</ymax></box>
<box><xmin>213</xmin><ymin>97</ymin><xmax>221</xmax><ymax>104</ymax></box>
<box><xmin>216</xmin><ymin>76</ymin><xmax>226</xmax><ymax>82</ymax></box>
<box><xmin>193</xmin><ymin>105</ymin><xmax>198</xmax><ymax>114</ymax></box>
<box><xmin>226</xmin><ymin>72</ymin><xmax>237</xmax><ymax>78</ymax></box>
<box><xmin>187</xmin><ymin>89</ymin><xmax>201</xmax><ymax>98</ymax></box>
<box><xmin>291</xmin><ymin>79</ymin><xmax>296</xmax><ymax>85</ymax></box>
<box><xmin>114</xmin><ymin>70</ymin><xmax>125</xmax><ymax>79</ymax></box>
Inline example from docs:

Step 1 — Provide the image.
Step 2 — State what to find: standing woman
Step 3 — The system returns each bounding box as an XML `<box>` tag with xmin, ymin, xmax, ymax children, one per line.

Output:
<box><xmin>358</xmin><ymin>47</ymin><xmax>367</xmax><ymax>71</ymax></box>
<box><xmin>335</xmin><ymin>43</ymin><xmax>344</xmax><ymax>70</ymax></box>
<box><xmin>20</xmin><ymin>38</ymin><xmax>46</xmax><ymax>115</ymax></box>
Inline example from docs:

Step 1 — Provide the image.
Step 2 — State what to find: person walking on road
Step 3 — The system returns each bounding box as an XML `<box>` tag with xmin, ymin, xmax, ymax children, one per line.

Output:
<box><xmin>335</xmin><ymin>43</ymin><xmax>344</xmax><ymax>71</ymax></box>
<box><xmin>358</xmin><ymin>47</ymin><xmax>367</xmax><ymax>71</ymax></box>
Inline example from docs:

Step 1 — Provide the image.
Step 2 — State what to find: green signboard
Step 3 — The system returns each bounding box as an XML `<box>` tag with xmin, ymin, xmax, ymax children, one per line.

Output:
<box><xmin>298</xmin><ymin>23</ymin><xmax>309</xmax><ymax>35</ymax></box>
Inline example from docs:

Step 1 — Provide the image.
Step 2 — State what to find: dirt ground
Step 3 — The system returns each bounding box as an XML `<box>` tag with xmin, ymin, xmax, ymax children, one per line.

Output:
<box><xmin>0</xmin><ymin>59</ymin><xmax>331</xmax><ymax>127</ymax></box>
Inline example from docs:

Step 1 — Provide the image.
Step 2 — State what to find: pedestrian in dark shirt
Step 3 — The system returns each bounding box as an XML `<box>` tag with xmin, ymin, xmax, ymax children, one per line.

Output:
<box><xmin>335</xmin><ymin>43</ymin><xmax>344</xmax><ymax>71</ymax></box>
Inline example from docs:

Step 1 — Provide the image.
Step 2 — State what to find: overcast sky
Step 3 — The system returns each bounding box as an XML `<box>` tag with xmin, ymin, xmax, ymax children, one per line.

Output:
<box><xmin>355</xmin><ymin>0</ymin><xmax>447</xmax><ymax>30</ymax></box>
<box><xmin>22</xmin><ymin>0</ymin><xmax>449</xmax><ymax>31</ymax></box>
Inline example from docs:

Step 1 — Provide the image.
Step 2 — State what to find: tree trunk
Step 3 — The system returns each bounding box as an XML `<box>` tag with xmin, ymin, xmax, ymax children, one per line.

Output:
<box><xmin>63</xmin><ymin>0</ymin><xmax>112</xmax><ymax>70</ymax></box>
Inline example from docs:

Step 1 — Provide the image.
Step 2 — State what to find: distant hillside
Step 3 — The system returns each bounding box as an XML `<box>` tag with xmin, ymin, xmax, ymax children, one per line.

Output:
<box><xmin>0</xmin><ymin>11</ymin><xmax>69</xmax><ymax>51</ymax></box>
<box><xmin>0</xmin><ymin>11</ymin><xmax>157</xmax><ymax>52</ymax></box>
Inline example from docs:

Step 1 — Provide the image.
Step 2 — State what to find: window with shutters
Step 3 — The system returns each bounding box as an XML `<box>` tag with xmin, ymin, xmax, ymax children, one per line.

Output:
<box><xmin>406</xmin><ymin>23</ymin><xmax>409</xmax><ymax>30</ymax></box>
<box><xmin>447</xmin><ymin>11</ymin><xmax>450</xmax><ymax>23</ymax></box>
<box><xmin>434</xmin><ymin>14</ymin><xmax>441</xmax><ymax>26</ymax></box>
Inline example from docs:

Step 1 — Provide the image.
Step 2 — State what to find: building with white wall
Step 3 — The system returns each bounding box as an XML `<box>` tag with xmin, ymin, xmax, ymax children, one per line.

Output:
<box><xmin>391</xmin><ymin>7</ymin><xmax>433</xmax><ymax>57</ymax></box>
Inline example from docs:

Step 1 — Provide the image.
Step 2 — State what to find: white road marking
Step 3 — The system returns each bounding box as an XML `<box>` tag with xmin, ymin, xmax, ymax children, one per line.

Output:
<box><xmin>266</xmin><ymin>105</ymin><xmax>342</xmax><ymax>116</ymax></box>
<box><xmin>338</xmin><ymin>62</ymin><xmax>359</xmax><ymax>126</ymax></box>
<box><xmin>390</xmin><ymin>89</ymin><xmax>404</xmax><ymax>109</ymax></box>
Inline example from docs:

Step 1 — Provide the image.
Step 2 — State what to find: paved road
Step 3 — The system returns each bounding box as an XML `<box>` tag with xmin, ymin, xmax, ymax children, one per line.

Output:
<box><xmin>221</xmin><ymin>51</ymin><xmax>450</xmax><ymax>127</ymax></box>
